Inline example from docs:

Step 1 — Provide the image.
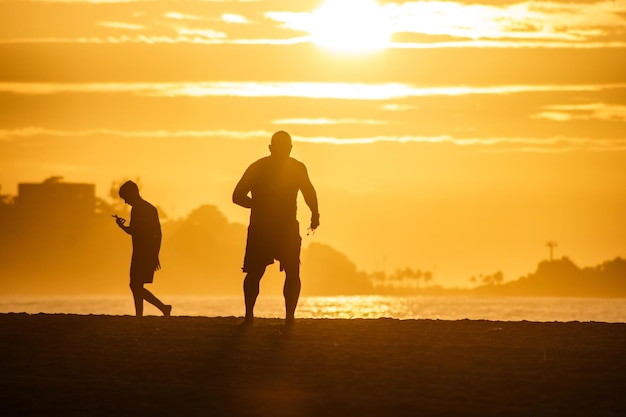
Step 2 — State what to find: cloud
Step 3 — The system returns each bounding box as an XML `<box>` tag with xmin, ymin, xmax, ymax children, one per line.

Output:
<box><xmin>531</xmin><ymin>103</ymin><xmax>626</xmax><ymax>122</ymax></box>
<box><xmin>163</xmin><ymin>11</ymin><xmax>250</xmax><ymax>24</ymax></box>
<box><xmin>272</xmin><ymin>118</ymin><xmax>387</xmax><ymax>126</ymax></box>
<box><xmin>296</xmin><ymin>133</ymin><xmax>626</xmax><ymax>152</ymax></box>
<box><xmin>24</xmin><ymin>0</ymin><xmax>260</xmax><ymax>2</ymax></box>
<box><xmin>388</xmin><ymin>39</ymin><xmax>626</xmax><ymax>49</ymax></box>
<box><xmin>221</xmin><ymin>13</ymin><xmax>249</xmax><ymax>24</ymax></box>
<box><xmin>2</xmin><ymin>127</ymin><xmax>624</xmax><ymax>152</ymax></box>
<box><xmin>0</xmin><ymin>35</ymin><xmax>309</xmax><ymax>45</ymax></box>
<box><xmin>163</xmin><ymin>12</ymin><xmax>208</xmax><ymax>21</ymax></box>
<box><xmin>27</xmin><ymin>0</ymin><xmax>148</xmax><ymax>3</ymax></box>
<box><xmin>0</xmin><ymin>127</ymin><xmax>269</xmax><ymax>140</ymax></box>
<box><xmin>96</xmin><ymin>21</ymin><xmax>146</xmax><ymax>31</ymax></box>
<box><xmin>0</xmin><ymin>1</ymin><xmax>260</xmax><ymax>45</ymax></box>
<box><xmin>174</xmin><ymin>27</ymin><xmax>227</xmax><ymax>40</ymax></box>
<box><xmin>380</xmin><ymin>104</ymin><xmax>418</xmax><ymax>112</ymax></box>
<box><xmin>1</xmin><ymin>81</ymin><xmax>624</xmax><ymax>100</ymax></box>
<box><xmin>3</xmin><ymin>36</ymin><xmax>624</xmax><ymax>48</ymax></box>
<box><xmin>266</xmin><ymin>0</ymin><xmax>626</xmax><ymax>48</ymax></box>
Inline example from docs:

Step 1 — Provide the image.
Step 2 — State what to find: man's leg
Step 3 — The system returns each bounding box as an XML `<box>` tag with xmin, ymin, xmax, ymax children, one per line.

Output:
<box><xmin>243</xmin><ymin>266</ymin><xmax>266</xmax><ymax>324</ymax></box>
<box><xmin>129</xmin><ymin>282</ymin><xmax>144</xmax><ymax>317</ymax></box>
<box><xmin>283</xmin><ymin>263</ymin><xmax>301</xmax><ymax>325</ymax></box>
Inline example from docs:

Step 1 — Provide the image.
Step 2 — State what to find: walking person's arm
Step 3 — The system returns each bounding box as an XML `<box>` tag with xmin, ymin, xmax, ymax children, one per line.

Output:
<box><xmin>114</xmin><ymin>215</ymin><xmax>132</xmax><ymax>235</ymax></box>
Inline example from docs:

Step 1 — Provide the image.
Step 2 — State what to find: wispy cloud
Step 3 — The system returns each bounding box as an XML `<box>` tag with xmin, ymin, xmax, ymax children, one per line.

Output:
<box><xmin>2</xmin><ymin>127</ymin><xmax>624</xmax><ymax>152</ymax></box>
<box><xmin>163</xmin><ymin>11</ymin><xmax>249</xmax><ymax>24</ymax></box>
<box><xmin>4</xmin><ymin>36</ymin><xmax>624</xmax><ymax>48</ymax></box>
<box><xmin>296</xmin><ymin>134</ymin><xmax>626</xmax><ymax>152</ymax></box>
<box><xmin>23</xmin><ymin>0</ymin><xmax>259</xmax><ymax>3</ymax></box>
<box><xmin>221</xmin><ymin>13</ymin><xmax>249</xmax><ymax>24</ymax></box>
<box><xmin>272</xmin><ymin>118</ymin><xmax>387</xmax><ymax>125</ymax></box>
<box><xmin>174</xmin><ymin>27</ymin><xmax>227</xmax><ymax>40</ymax></box>
<box><xmin>96</xmin><ymin>21</ymin><xmax>146</xmax><ymax>31</ymax></box>
<box><xmin>388</xmin><ymin>39</ymin><xmax>626</xmax><ymax>49</ymax></box>
<box><xmin>2</xmin><ymin>82</ymin><xmax>624</xmax><ymax>100</ymax></box>
<box><xmin>380</xmin><ymin>104</ymin><xmax>418</xmax><ymax>112</ymax></box>
<box><xmin>163</xmin><ymin>12</ymin><xmax>208</xmax><ymax>22</ymax></box>
<box><xmin>0</xmin><ymin>35</ymin><xmax>308</xmax><ymax>45</ymax></box>
<box><xmin>531</xmin><ymin>103</ymin><xmax>626</xmax><ymax>122</ymax></box>
<box><xmin>26</xmin><ymin>0</ymin><xmax>149</xmax><ymax>3</ymax></box>
<box><xmin>1</xmin><ymin>1</ymin><xmax>257</xmax><ymax>45</ymax></box>
<box><xmin>386</xmin><ymin>1</ymin><xmax>624</xmax><ymax>41</ymax></box>
<box><xmin>0</xmin><ymin>127</ymin><xmax>269</xmax><ymax>141</ymax></box>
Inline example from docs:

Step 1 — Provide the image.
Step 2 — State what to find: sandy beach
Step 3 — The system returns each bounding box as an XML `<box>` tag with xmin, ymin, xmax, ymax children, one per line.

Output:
<box><xmin>1</xmin><ymin>314</ymin><xmax>625</xmax><ymax>417</ymax></box>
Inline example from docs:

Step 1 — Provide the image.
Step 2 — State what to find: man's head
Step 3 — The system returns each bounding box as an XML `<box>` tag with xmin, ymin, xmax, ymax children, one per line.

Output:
<box><xmin>269</xmin><ymin>131</ymin><xmax>292</xmax><ymax>159</ymax></box>
<box><xmin>119</xmin><ymin>180</ymin><xmax>141</xmax><ymax>206</ymax></box>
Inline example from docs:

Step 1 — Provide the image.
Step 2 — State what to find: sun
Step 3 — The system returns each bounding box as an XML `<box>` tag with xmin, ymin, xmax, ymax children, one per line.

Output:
<box><xmin>308</xmin><ymin>0</ymin><xmax>391</xmax><ymax>53</ymax></box>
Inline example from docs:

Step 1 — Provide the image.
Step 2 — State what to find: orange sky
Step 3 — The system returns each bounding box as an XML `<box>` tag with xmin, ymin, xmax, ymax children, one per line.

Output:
<box><xmin>1</xmin><ymin>0</ymin><xmax>625</xmax><ymax>287</ymax></box>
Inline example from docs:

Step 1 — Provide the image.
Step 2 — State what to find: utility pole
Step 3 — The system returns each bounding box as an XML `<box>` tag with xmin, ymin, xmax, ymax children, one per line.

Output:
<box><xmin>546</xmin><ymin>241</ymin><xmax>557</xmax><ymax>261</ymax></box>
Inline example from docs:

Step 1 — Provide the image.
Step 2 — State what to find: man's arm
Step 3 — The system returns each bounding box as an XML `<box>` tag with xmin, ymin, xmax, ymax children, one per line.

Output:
<box><xmin>114</xmin><ymin>215</ymin><xmax>132</xmax><ymax>235</ymax></box>
<box><xmin>300</xmin><ymin>166</ymin><xmax>320</xmax><ymax>230</ymax></box>
<box><xmin>232</xmin><ymin>167</ymin><xmax>254</xmax><ymax>209</ymax></box>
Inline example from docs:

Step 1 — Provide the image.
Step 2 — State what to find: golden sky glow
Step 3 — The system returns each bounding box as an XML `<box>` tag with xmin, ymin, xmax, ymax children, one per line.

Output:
<box><xmin>2</xmin><ymin>0</ymin><xmax>624</xmax><ymax>48</ymax></box>
<box><xmin>289</xmin><ymin>0</ymin><xmax>392</xmax><ymax>52</ymax></box>
<box><xmin>1</xmin><ymin>0</ymin><xmax>625</xmax><ymax>288</ymax></box>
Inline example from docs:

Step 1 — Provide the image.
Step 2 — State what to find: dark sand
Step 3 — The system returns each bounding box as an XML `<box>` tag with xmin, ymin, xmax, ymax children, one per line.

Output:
<box><xmin>1</xmin><ymin>314</ymin><xmax>625</xmax><ymax>417</ymax></box>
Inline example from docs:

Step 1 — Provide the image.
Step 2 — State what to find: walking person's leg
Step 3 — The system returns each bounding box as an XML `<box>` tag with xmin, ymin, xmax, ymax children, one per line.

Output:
<box><xmin>130</xmin><ymin>281</ymin><xmax>144</xmax><ymax>317</ymax></box>
<box><xmin>130</xmin><ymin>281</ymin><xmax>171</xmax><ymax>316</ymax></box>
<box><xmin>142</xmin><ymin>286</ymin><xmax>172</xmax><ymax>316</ymax></box>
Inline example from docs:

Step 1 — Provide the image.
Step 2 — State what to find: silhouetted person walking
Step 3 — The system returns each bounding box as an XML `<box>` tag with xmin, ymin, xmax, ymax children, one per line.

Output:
<box><xmin>114</xmin><ymin>181</ymin><xmax>171</xmax><ymax>317</ymax></box>
<box><xmin>233</xmin><ymin>131</ymin><xmax>319</xmax><ymax>325</ymax></box>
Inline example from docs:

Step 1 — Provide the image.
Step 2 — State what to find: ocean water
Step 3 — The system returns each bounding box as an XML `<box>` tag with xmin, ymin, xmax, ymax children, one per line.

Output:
<box><xmin>1</xmin><ymin>295</ymin><xmax>625</xmax><ymax>323</ymax></box>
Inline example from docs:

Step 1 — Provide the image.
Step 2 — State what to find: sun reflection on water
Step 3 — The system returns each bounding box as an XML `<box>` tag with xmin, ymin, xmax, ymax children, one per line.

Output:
<box><xmin>299</xmin><ymin>295</ymin><xmax>393</xmax><ymax>319</ymax></box>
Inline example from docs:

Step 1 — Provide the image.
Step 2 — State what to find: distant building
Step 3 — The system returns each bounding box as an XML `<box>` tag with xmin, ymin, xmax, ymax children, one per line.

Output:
<box><xmin>17</xmin><ymin>177</ymin><xmax>95</xmax><ymax>233</ymax></box>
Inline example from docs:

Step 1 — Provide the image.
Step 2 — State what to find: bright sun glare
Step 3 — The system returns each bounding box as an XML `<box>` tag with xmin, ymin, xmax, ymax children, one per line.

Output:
<box><xmin>309</xmin><ymin>0</ymin><xmax>391</xmax><ymax>53</ymax></box>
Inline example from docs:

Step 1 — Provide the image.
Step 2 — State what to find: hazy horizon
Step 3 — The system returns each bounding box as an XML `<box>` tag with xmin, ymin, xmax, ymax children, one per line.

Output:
<box><xmin>1</xmin><ymin>0</ymin><xmax>625</xmax><ymax>288</ymax></box>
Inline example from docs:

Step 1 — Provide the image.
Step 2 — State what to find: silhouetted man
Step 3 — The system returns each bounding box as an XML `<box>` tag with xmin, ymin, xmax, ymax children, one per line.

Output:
<box><xmin>233</xmin><ymin>131</ymin><xmax>319</xmax><ymax>325</ymax></box>
<box><xmin>115</xmin><ymin>181</ymin><xmax>171</xmax><ymax>317</ymax></box>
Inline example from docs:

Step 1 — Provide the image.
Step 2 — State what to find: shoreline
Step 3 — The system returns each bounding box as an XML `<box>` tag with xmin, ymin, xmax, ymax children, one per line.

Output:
<box><xmin>2</xmin><ymin>294</ymin><xmax>625</xmax><ymax>323</ymax></box>
<box><xmin>2</xmin><ymin>314</ymin><xmax>626</xmax><ymax>416</ymax></box>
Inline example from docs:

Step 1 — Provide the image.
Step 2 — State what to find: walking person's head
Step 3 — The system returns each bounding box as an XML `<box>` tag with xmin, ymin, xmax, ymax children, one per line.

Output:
<box><xmin>269</xmin><ymin>131</ymin><xmax>292</xmax><ymax>159</ymax></box>
<box><xmin>119</xmin><ymin>180</ymin><xmax>141</xmax><ymax>206</ymax></box>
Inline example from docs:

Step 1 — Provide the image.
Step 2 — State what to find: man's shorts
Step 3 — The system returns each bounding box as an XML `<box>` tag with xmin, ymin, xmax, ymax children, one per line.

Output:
<box><xmin>130</xmin><ymin>254</ymin><xmax>156</xmax><ymax>284</ymax></box>
<box><xmin>243</xmin><ymin>222</ymin><xmax>301</xmax><ymax>273</ymax></box>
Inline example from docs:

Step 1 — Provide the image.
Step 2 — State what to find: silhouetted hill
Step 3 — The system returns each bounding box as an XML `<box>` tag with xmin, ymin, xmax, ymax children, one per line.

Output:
<box><xmin>159</xmin><ymin>205</ymin><xmax>247</xmax><ymax>294</ymax></box>
<box><xmin>472</xmin><ymin>257</ymin><xmax>626</xmax><ymax>297</ymax></box>
<box><xmin>301</xmin><ymin>242</ymin><xmax>373</xmax><ymax>295</ymax></box>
